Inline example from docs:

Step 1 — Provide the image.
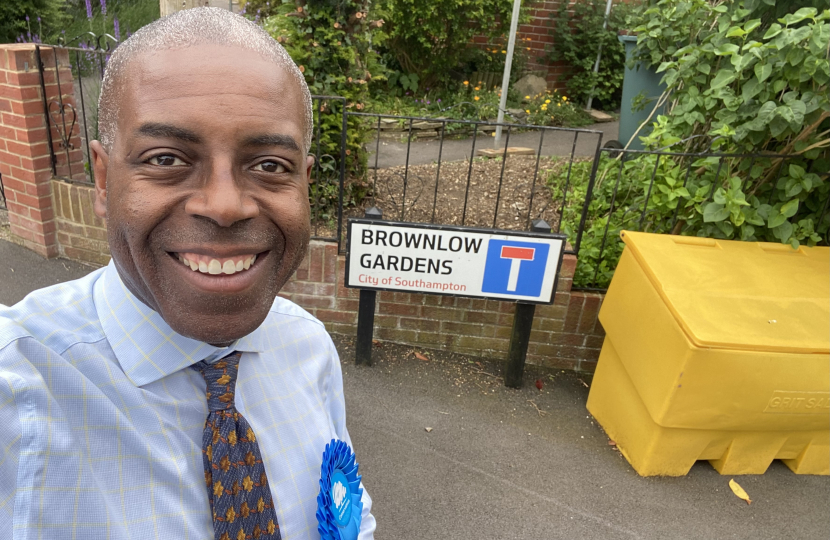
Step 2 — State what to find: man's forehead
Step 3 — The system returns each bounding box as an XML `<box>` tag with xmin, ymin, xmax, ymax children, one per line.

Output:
<box><xmin>116</xmin><ymin>45</ymin><xmax>306</xmax><ymax>137</ymax></box>
<box><xmin>127</xmin><ymin>44</ymin><xmax>291</xmax><ymax>87</ymax></box>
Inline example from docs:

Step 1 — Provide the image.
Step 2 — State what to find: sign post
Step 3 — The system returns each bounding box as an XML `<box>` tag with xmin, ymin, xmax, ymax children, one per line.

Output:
<box><xmin>504</xmin><ymin>219</ymin><xmax>551</xmax><ymax>388</ymax></box>
<box><xmin>346</xmin><ymin>216</ymin><xmax>566</xmax><ymax>379</ymax></box>
<box><xmin>354</xmin><ymin>207</ymin><xmax>383</xmax><ymax>366</ymax></box>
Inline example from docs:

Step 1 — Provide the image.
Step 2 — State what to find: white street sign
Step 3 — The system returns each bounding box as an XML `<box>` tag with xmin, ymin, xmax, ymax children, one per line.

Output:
<box><xmin>345</xmin><ymin>220</ymin><xmax>566</xmax><ymax>304</ymax></box>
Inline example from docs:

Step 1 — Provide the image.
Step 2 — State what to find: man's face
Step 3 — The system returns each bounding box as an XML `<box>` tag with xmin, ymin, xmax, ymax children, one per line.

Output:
<box><xmin>91</xmin><ymin>45</ymin><xmax>313</xmax><ymax>345</ymax></box>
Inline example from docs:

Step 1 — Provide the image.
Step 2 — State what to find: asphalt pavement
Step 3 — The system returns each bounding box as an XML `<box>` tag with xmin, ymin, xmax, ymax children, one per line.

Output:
<box><xmin>1</xmin><ymin>237</ymin><xmax>828</xmax><ymax>539</ymax></box>
<box><xmin>367</xmin><ymin>121</ymin><xmax>619</xmax><ymax>169</ymax></box>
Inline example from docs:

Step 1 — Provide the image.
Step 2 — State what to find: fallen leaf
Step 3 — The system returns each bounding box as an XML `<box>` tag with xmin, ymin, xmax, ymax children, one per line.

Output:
<box><xmin>607</xmin><ymin>440</ymin><xmax>616</xmax><ymax>446</ymax></box>
<box><xmin>372</xmin><ymin>339</ymin><xmax>380</xmax><ymax>347</ymax></box>
<box><xmin>415</xmin><ymin>352</ymin><xmax>429</xmax><ymax>361</ymax></box>
<box><xmin>424</xmin><ymin>427</ymin><xmax>433</xmax><ymax>433</ymax></box>
<box><xmin>535</xmin><ymin>379</ymin><xmax>544</xmax><ymax>391</ymax></box>
<box><xmin>729</xmin><ymin>479</ymin><xmax>752</xmax><ymax>505</ymax></box>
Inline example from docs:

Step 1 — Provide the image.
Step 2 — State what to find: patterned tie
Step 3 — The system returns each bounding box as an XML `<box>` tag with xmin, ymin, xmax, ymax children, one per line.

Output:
<box><xmin>193</xmin><ymin>353</ymin><xmax>281</xmax><ymax>540</ymax></box>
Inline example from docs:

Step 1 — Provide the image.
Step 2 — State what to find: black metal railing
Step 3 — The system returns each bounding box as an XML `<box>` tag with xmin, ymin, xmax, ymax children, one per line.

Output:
<box><xmin>345</xmin><ymin>112</ymin><xmax>605</xmax><ymax>254</ymax></box>
<box><xmin>569</xmin><ymin>144</ymin><xmax>830</xmax><ymax>291</ymax></box>
<box><xmin>35</xmin><ymin>42</ymin><xmax>108</xmax><ymax>184</ymax></box>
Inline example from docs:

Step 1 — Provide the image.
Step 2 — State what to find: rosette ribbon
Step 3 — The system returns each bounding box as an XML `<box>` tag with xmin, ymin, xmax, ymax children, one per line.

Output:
<box><xmin>316</xmin><ymin>439</ymin><xmax>364</xmax><ymax>540</ymax></box>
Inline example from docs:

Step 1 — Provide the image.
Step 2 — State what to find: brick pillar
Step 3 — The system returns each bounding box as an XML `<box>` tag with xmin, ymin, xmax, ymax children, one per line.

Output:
<box><xmin>0</xmin><ymin>44</ymin><xmax>84</xmax><ymax>257</ymax></box>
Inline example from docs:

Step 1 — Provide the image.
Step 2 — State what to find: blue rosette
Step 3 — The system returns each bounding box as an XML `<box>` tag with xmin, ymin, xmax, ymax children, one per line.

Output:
<box><xmin>316</xmin><ymin>439</ymin><xmax>363</xmax><ymax>540</ymax></box>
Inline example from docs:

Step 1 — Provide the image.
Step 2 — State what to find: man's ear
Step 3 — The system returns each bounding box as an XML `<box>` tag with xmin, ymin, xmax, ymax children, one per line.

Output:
<box><xmin>90</xmin><ymin>140</ymin><xmax>109</xmax><ymax>219</ymax></box>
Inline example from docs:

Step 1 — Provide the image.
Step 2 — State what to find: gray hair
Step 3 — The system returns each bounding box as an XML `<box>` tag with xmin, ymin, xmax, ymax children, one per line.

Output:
<box><xmin>98</xmin><ymin>7</ymin><xmax>313</xmax><ymax>153</ymax></box>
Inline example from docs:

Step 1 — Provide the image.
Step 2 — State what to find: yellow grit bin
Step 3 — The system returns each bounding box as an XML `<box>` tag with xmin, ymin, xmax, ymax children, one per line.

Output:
<box><xmin>587</xmin><ymin>231</ymin><xmax>829</xmax><ymax>476</ymax></box>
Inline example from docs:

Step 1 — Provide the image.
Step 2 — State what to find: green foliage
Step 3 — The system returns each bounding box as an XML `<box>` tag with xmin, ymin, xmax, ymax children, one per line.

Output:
<box><xmin>1</xmin><ymin>0</ymin><xmax>67</xmax><ymax>44</ymax></box>
<box><xmin>263</xmin><ymin>0</ymin><xmax>383</xmax><ymax>218</ymax></box>
<box><xmin>373</xmin><ymin>0</ymin><xmax>516</xmax><ymax>88</ymax></box>
<box><xmin>54</xmin><ymin>0</ymin><xmax>158</xmax><ymax>44</ymax></box>
<box><xmin>547</xmin><ymin>0</ymin><xmax>634</xmax><ymax>109</ymax></box>
<box><xmin>367</xmin><ymin>83</ymin><xmax>591</xmax><ymax>132</ymax></box>
<box><xmin>630</xmin><ymin>0</ymin><xmax>830</xmax><ymax>249</ymax></box>
<box><xmin>386</xmin><ymin>70</ymin><xmax>419</xmax><ymax>96</ymax></box>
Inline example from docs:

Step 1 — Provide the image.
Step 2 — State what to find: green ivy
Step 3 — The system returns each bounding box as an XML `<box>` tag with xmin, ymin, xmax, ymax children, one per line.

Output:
<box><xmin>546</xmin><ymin>0</ymin><xmax>635</xmax><ymax>108</ymax></box>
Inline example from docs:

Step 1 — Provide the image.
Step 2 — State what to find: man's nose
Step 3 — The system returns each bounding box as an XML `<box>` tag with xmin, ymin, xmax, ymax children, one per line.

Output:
<box><xmin>184</xmin><ymin>159</ymin><xmax>258</xmax><ymax>227</ymax></box>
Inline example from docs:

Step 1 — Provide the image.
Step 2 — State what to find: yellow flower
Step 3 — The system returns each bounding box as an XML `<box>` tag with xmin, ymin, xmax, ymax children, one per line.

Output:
<box><xmin>524</xmin><ymin>95</ymin><xmax>530</xmax><ymax>99</ymax></box>
<box><xmin>562</xmin><ymin>96</ymin><xmax>568</xmax><ymax>101</ymax></box>
<box><xmin>474</xmin><ymin>86</ymin><xmax>480</xmax><ymax>91</ymax></box>
<box><xmin>501</xmin><ymin>50</ymin><xmax>506</xmax><ymax>53</ymax></box>
<box><xmin>541</xmin><ymin>104</ymin><xmax>547</xmax><ymax>111</ymax></box>
<box><xmin>463</xmin><ymin>81</ymin><xmax>469</xmax><ymax>85</ymax></box>
<box><xmin>545</xmin><ymin>99</ymin><xmax>551</xmax><ymax>104</ymax></box>
<box><xmin>525</xmin><ymin>109</ymin><xmax>530</xmax><ymax>114</ymax></box>
<box><xmin>526</xmin><ymin>47</ymin><xmax>531</xmax><ymax>51</ymax></box>
<box><xmin>557</xmin><ymin>103</ymin><xmax>561</xmax><ymax>107</ymax></box>
<box><xmin>474</xmin><ymin>96</ymin><xmax>480</xmax><ymax>101</ymax></box>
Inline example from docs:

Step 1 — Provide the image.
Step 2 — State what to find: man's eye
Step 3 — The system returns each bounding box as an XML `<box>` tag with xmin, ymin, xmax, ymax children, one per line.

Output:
<box><xmin>253</xmin><ymin>160</ymin><xmax>287</xmax><ymax>173</ymax></box>
<box><xmin>148</xmin><ymin>155</ymin><xmax>186</xmax><ymax>166</ymax></box>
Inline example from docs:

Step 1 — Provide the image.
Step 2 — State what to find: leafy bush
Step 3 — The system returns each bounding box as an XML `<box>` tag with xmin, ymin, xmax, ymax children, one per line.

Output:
<box><xmin>372</xmin><ymin>0</ymin><xmax>516</xmax><ymax>88</ymax></box>
<box><xmin>631</xmin><ymin>0</ymin><xmax>829</xmax><ymax>248</ymax></box>
<box><xmin>263</xmin><ymin>0</ymin><xmax>383</xmax><ymax>219</ymax></box>
<box><xmin>1</xmin><ymin>0</ymin><xmax>67</xmax><ymax>44</ymax></box>
<box><xmin>547</xmin><ymin>0</ymin><xmax>633</xmax><ymax>109</ymax></box>
<box><xmin>550</xmin><ymin>1</ymin><xmax>830</xmax><ymax>288</ymax></box>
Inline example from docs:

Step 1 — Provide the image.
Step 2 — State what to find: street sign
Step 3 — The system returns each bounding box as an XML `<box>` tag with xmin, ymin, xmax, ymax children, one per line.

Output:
<box><xmin>346</xmin><ymin>219</ymin><xmax>566</xmax><ymax>304</ymax></box>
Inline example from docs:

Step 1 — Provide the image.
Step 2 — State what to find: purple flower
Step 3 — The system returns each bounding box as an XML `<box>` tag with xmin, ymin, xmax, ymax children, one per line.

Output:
<box><xmin>37</xmin><ymin>17</ymin><xmax>41</xmax><ymax>22</ymax></box>
<box><xmin>114</xmin><ymin>17</ymin><xmax>120</xmax><ymax>40</ymax></box>
<box><xmin>85</xmin><ymin>0</ymin><xmax>93</xmax><ymax>20</ymax></box>
<box><xmin>100</xmin><ymin>0</ymin><xmax>107</xmax><ymax>16</ymax></box>
<box><xmin>25</xmin><ymin>15</ymin><xmax>29</xmax><ymax>22</ymax></box>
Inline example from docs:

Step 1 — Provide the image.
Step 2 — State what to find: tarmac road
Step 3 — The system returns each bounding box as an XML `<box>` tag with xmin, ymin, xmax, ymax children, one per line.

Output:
<box><xmin>367</xmin><ymin>121</ymin><xmax>619</xmax><ymax>170</ymax></box>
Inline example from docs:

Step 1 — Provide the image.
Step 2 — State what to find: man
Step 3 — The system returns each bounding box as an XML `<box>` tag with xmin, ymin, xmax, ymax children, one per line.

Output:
<box><xmin>0</xmin><ymin>7</ymin><xmax>375</xmax><ymax>540</ymax></box>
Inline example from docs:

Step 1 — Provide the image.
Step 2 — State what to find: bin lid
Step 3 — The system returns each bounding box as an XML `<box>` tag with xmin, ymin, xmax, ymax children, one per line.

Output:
<box><xmin>620</xmin><ymin>231</ymin><xmax>829</xmax><ymax>354</ymax></box>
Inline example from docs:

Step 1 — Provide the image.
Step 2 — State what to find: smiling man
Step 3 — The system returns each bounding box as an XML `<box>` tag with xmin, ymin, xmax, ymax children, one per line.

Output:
<box><xmin>0</xmin><ymin>7</ymin><xmax>374</xmax><ymax>540</ymax></box>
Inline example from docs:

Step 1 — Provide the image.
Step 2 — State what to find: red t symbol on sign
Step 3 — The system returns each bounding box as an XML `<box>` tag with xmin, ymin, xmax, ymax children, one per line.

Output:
<box><xmin>500</xmin><ymin>246</ymin><xmax>535</xmax><ymax>292</ymax></box>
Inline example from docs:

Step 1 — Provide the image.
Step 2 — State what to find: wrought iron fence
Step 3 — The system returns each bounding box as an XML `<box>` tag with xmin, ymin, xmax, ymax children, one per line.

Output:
<box><xmin>568</xmin><ymin>144</ymin><xmax>830</xmax><ymax>291</ymax></box>
<box><xmin>345</xmin><ymin>112</ymin><xmax>605</xmax><ymax>254</ymax></box>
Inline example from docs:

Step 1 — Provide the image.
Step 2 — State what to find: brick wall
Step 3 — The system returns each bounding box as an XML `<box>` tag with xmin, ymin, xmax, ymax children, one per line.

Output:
<box><xmin>280</xmin><ymin>241</ymin><xmax>605</xmax><ymax>372</ymax></box>
<box><xmin>51</xmin><ymin>179</ymin><xmax>110</xmax><ymax>266</ymax></box>
<box><xmin>472</xmin><ymin>0</ymin><xmax>621</xmax><ymax>92</ymax></box>
<box><xmin>0</xmin><ymin>44</ymin><xmax>84</xmax><ymax>257</ymax></box>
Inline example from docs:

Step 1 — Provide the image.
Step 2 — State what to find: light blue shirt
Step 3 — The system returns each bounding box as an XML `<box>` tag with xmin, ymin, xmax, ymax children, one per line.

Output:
<box><xmin>0</xmin><ymin>262</ymin><xmax>375</xmax><ymax>540</ymax></box>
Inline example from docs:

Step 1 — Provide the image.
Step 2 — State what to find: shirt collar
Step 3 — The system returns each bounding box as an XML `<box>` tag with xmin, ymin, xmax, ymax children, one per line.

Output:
<box><xmin>94</xmin><ymin>261</ymin><xmax>265</xmax><ymax>387</ymax></box>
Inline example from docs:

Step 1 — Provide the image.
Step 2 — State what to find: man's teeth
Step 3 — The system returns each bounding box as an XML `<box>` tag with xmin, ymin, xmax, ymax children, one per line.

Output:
<box><xmin>177</xmin><ymin>254</ymin><xmax>257</xmax><ymax>275</ymax></box>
